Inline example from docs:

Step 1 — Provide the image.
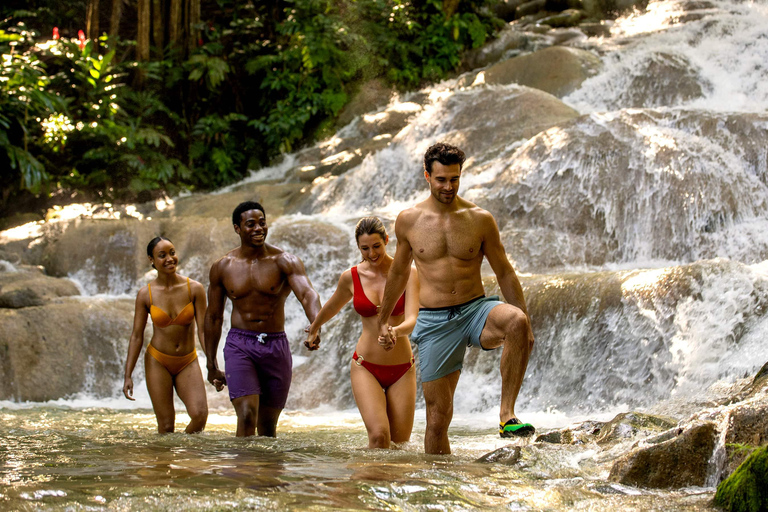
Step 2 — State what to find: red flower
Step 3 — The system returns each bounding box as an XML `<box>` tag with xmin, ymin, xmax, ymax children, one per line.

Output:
<box><xmin>53</xmin><ymin>27</ymin><xmax>60</xmax><ymax>40</ymax></box>
<box><xmin>78</xmin><ymin>30</ymin><xmax>86</xmax><ymax>50</ymax></box>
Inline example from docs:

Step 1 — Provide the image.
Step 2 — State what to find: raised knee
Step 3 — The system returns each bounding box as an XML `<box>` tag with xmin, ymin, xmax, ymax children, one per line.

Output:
<box><xmin>426</xmin><ymin>408</ymin><xmax>452</xmax><ymax>432</ymax></box>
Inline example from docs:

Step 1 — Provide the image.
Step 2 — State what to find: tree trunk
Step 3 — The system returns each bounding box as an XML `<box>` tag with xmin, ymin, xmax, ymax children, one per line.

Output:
<box><xmin>109</xmin><ymin>0</ymin><xmax>123</xmax><ymax>36</ymax></box>
<box><xmin>169</xmin><ymin>0</ymin><xmax>182</xmax><ymax>47</ymax></box>
<box><xmin>152</xmin><ymin>0</ymin><xmax>164</xmax><ymax>52</ymax></box>
<box><xmin>187</xmin><ymin>0</ymin><xmax>201</xmax><ymax>55</ymax></box>
<box><xmin>86</xmin><ymin>0</ymin><xmax>100</xmax><ymax>41</ymax></box>
<box><xmin>443</xmin><ymin>0</ymin><xmax>461</xmax><ymax>18</ymax></box>
<box><xmin>137</xmin><ymin>0</ymin><xmax>150</xmax><ymax>61</ymax></box>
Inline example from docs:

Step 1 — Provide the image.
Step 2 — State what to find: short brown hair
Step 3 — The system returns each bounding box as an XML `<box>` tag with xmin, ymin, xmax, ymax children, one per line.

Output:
<box><xmin>354</xmin><ymin>217</ymin><xmax>387</xmax><ymax>244</ymax></box>
<box><xmin>424</xmin><ymin>142</ymin><xmax>466</xmax><ymax>174</ymax></box>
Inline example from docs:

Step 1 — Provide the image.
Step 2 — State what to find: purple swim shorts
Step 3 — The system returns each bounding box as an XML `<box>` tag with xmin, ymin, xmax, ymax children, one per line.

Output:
<box><xmin>223</xmin><ymin>328</ymin><xmax>293</xmax><ymax>408</ymax></box>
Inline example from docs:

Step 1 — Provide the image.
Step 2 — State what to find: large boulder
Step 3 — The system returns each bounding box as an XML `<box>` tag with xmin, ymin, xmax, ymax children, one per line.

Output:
<box><xmin>608</xmin><ymin>421</ymin><xmax>719</xmax><ymax>488</ymax></box>
<box><xmin>596</xmin><ymin>412</ymin><xmax>678</xmax><ymax>445</ymax></box>
<box><xmin>723</xmin><ymin>405</ymin><xmax>768</xmax><ymax>476</ymax></box>
<box><xmin>0</xmin><ymin>266</ymin><xmax>80</xmax><ymax>308</ymax></box>
<box><xmin>0</xmin><ymin>297</ymin><xmax>136</xmax><ymax>401</ymax></box>
<box><xmin>483</xmin><ymin>46</ymin><xmax>602</xmax><ymax>97</ymax></box>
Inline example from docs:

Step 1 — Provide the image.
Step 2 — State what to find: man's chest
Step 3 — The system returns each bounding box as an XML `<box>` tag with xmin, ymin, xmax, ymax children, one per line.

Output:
<box><xmin>223</xmin><ymin>260</ymin><xmax>285</xmax><ymax>299</ymax></box>
<box><xmin>409</xmin><ymin>217</ymin><xmax>483</xmax><ymax>262</ymax></box>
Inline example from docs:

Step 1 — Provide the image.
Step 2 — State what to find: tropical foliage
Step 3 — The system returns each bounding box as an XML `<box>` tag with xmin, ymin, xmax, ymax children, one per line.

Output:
<box><xmin>0</xmin><ymin>0</ymin><xmax>502</xmax><ymax>217</ymax></box>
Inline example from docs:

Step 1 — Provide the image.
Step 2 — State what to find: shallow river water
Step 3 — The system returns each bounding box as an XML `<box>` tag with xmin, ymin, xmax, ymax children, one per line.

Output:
<box><xmin>0</xmin><ymin>405</ymin><xmax>716</xmax><ymax>511</ymax></box>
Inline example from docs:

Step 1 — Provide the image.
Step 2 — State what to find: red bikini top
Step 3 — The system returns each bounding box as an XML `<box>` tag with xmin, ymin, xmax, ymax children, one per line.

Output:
<box><xmin>351</xmin><ymin>266</ymin><xmax>406</xmax><ymax>318</ymax></box>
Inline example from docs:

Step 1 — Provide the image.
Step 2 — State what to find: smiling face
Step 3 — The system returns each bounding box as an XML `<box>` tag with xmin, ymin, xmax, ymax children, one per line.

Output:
<box><xmin>426</xmin><ymin>161</ymin><xmax>462</xmax><ymax>205</ymax></box>
<box><xmin>149</xmin><ymin>240</ymin><xmax>178</xmax><ymax>274</ymax></box>
<box><xmin>235</xmin><ymin>209</ymin><xmax>268</xmax><ymax>248</ymax></box>
<box><xmin>357</xmin><ymin>233</ymin><xmax>388</xmax><ymax>267</ymax></box>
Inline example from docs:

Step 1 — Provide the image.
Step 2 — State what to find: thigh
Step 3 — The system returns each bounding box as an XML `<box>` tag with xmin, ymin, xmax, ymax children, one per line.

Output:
<box><xmin>174</xmin><ymin>360</ymin><xmax>208</xmax><ymax>417</ymax></box>
<box><xmin>385</xmin><ymin>365</ymin><xmax>417</xmax><ymax>443</ymax></box>
<box><xmin>422</xmin><ymin>370</ymin><xmax>460</xmax><ymax>413</ymax></box>
<box><xmin>144</xmin><ymin>351</ymin><xmax>175</xmax><ymax>423</ymax></box>
<box><xmin>479</xmin><ymin>303</ymin><xmax>523</xmax><ymax>350</ymax></box>
<box><xmin>350</xmin><ymin>362</ymin><xmax>390</xmax><ymax>434</ymax></box>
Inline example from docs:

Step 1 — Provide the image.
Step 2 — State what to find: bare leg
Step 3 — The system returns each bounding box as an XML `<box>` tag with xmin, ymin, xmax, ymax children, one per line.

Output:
<box><xmin>422</xmin><ymin>370</ymin><xmax>460</xmax><ymax>454</ymax></box>
<box><xmin>232</xmin><ymin>395</ymin><xmax>260</xmax><ymax>437</ymax></box>
<box><xmin>385</xmin><ymin>365</ymin><xmax>416</xmax><ymax>444</ymax></box>
<box><xmin>256</xmin><ymin>405</ymin><xmax>282</xmax><ymax>437</ymax></box>
<box><xmin>144</xmin><ymin>351</ymin><xmax>176</xmax><ymax>433</ymax></box>
<box><xmin>174</xmin><ymin>360</ymin><xmax>208</xmax><ymax>433</ymax></box>
<box><xmin>479</xmin><ymin>304</ymin><xmax>533</xmax><ymax>423</ymax></box>
<box><xmin>351</xmin><ymin>362</ymin><xmax>391</xmax><ymax>449</ymax></box>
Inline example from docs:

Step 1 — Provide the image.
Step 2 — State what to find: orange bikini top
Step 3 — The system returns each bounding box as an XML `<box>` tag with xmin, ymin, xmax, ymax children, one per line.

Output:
<box><xmin>351</xmin><ymin>266</ymin><xmax>405</xmax><ymax>318</ymax></box>
<box><xmin>149</xmin><ymin>278</ymin><xmax>195</xmax><ymax>328</ymax></box>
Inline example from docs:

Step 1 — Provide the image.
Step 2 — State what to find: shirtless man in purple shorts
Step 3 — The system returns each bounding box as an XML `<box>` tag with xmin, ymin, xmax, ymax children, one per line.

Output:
<box><xmin>204</xmin><ymin>201</ymin><xmax>322</xmax><ymax>437</ymax></box>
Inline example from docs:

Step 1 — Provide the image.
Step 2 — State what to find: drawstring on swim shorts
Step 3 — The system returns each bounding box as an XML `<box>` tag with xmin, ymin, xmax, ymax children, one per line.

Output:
<box><xmin>447</xmin><ymin>305</ymin><xmax>462</xmax><ymax>320</ymax></box>
<box><xmin>257</xmin><ymin>333</ymin><xmax>267</xmax><ymax>344</ymax></box>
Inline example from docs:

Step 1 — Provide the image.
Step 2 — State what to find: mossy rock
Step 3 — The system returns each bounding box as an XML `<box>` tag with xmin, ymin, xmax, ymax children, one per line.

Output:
<box><xmin>715</xmin><ymin>445</ymin><xmax>768</xmax><ymax>512</ymax></box>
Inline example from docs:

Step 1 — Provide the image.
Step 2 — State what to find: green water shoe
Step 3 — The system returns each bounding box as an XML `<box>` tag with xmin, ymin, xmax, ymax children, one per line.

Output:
<box><xmin>500</xmin><ymin>418</ymin><xmax>536</xmax><ymax>438</ymax></box>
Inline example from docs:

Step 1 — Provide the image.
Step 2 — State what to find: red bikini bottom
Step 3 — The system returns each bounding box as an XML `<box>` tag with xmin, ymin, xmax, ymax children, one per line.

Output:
<box><xmin>353</xmin><ymin>351</ymin><xmax>414</xmax><ymax>389</ymax></box>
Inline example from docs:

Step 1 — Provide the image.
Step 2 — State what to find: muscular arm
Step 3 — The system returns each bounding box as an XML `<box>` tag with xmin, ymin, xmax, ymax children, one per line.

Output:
<box><xmin>305</xmin><ymin>270</ymin><xmax>353</xmax><ymax>350</ymax></box>
<box><xmin>283</xmin><ymin>253</ymin><xmax>322</xmax><ymax>327</ymax></box>
<box><xmin>390</xmin><ymin>266</ymin><xmax>420</xmax><ymax>338</ymax></box>
<box><xmin>482</xmin><ymin>213</ymin><xmax>529</xmax><ymax>317</ymax></box>
<box><xmin>191</xmin><ymin>280</ymin><xmax>207</xmax><ymax>353</ymax></box>
<box><xmin>204</xmin><ymin>260</ymin><xmax>227</xmax><ymax>390</ymax></box>
<box><xmin>378</xmin><ymin>213</ymin><xmax>414</xmax><ymax>326</ymax></box>
<box><xmin>123</xmin><ymin>288</ymin><xmax>149</xmax><ymax>400</ymax></box>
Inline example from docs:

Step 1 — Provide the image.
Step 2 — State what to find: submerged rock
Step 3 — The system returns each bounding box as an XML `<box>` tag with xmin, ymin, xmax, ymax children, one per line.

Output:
<box><xmin>608</xmin><ymin>421</ymin><xmax>718</xmax><ymax>488</ymax></box>
<box><xmin>715</xmin><ymin>445</ymin><xmax>768</xmax><ymax>512</ymax></box>
<box><xmin>476</xmin><ymin>445</ymin><xmax>523</xmax><ymax>464</ymax></box>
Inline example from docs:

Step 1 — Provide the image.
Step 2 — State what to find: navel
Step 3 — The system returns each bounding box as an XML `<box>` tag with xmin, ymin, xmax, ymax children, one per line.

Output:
<box><xmin>451</xmin><ymin>290</ymin><xmax>457</xmax><ymax>295</ymax></box>
<box><xmin>419</xmin><ymin>248</ymin><xmax>424</xmax><ymax>253</ymax></box>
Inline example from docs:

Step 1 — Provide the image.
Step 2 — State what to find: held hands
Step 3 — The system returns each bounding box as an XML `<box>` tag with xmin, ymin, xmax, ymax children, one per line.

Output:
<box><xmin>122</xmin><ymin>376</ymin><xmax>135</xmax><ymax>401</ymax></box>
<box><xmin>207</xmin><ymin>367</ymin><xmax>226</xmax><ymax>392</ymax></box>
<box><xmin>304</xmin><ymin>326</ymin><xmax>321</xmax><ymax>351</ymax></box>
<box><xmin>377</xmin><ymin>323</ymin><xmax>396</xmax><ymax>351</ymax></box>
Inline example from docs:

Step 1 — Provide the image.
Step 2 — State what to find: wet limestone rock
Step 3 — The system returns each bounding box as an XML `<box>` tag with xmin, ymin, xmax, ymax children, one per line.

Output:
<box><xmin>608</xmin><ymin>421</ymin><xmax>718</xmax><ymax>489</ymax></box>
<box><xmin>435</xmin><ymin>86</ymin><xmax>579</xmax><ymax>159</ymax></box>
<box><xmin>536</xmin><ymin>420</ymin><xmax>604</xmax><ymax>444</ymax></box>
<box><xmin>714</xmin><ymin>445</ymin><xmax>768</xmax><ymax>512</ymax></box>
<box><xmin>483</xmin><ymin>46</ymin><xmax>602</xmax><ymax>97</ymax></box>
<box><xmin>596</xmin><ymin>412</ymin><xmax>678</xmax><ymax>445</ymax></box>
<box><xmin>0</xmin><ymin>297</ymin><xmax>135</xmax><ymax>401</ymax></box>
<box><xmin>723</xmin><ymin>404</ymin><xmax>768</xmax><ymax>476</ymax></box>
<box><xmin>476</xmin><ymin>445</ymin><xmax>523</xmax><ymax>464</ymax></box>
<box><xmin>0</xmin><ymin>266</ymin><xmax>80</xmax><ymax>308</ymax></box>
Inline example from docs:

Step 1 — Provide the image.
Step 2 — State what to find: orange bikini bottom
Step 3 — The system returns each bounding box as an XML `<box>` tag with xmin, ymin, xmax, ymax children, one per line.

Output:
<box><xmin>147</xmin><ymin>344</ymin><xmax>198</xmax><ymax>376</ymax></box>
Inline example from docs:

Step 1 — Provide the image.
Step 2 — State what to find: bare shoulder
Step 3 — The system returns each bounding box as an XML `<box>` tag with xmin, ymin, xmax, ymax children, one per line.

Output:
<box><xmin>466</xmin><ymin>202</ymin><xmax>497</xmax><ymax>226</ymax></box>
<box><xmin>395</xmin><ymin>205</ymin><xmax>424</xmax><ymax>235</ymax></box>
<box><xmin>135</xmin><ymin>285</ymin><xmax>150</xmax><ymax>305</ymax></box>
<box><xmin>275</xmin><ymin>248</ymin><xmax>305</xmax><ymax>274</ymax></box>
<box><xmin>188</xmin><ymin>278</ymin><xmax>205</xmax><ymax>295</ymax></box>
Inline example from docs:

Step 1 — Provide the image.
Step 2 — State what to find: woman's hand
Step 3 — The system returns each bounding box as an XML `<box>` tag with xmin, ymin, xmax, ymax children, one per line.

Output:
<box><xmin>123</xmin><ymin>376</ymin><xmax>135</xmax><ymax>401</ymax></box>
<box><xmin>377</xmin><ymin>324</ymin><xmax>396</xmax><ymax>351</ymax></box>
<box><xmin>304</xmin><ymin>326</ymin><xmax>321</xmax><ymax>351</ymax></box>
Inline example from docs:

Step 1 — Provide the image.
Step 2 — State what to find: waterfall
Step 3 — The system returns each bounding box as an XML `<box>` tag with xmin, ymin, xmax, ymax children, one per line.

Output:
<box><xmin>3</xmin><ymin>0</ymin><xmax>768</xmax><ymax>420</ymax></box>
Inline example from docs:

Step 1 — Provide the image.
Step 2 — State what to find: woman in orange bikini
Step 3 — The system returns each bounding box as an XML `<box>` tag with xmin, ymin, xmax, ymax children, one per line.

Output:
<box><xmin>305</xmin><ymin>217</ymin><xmax>419</xmax><ymax>449</ymax></box>
<box><xmin>123</xmin><ymin>236</ymin><xmax>208</xmax><ymax>433</ymax></box>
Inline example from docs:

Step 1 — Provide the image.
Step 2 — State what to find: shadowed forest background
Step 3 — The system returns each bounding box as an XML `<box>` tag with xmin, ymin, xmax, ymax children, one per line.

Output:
<box><xmin>1</xmin><ymin>0</ymin><xmax>507</xmax><ymax>222</ymax></box>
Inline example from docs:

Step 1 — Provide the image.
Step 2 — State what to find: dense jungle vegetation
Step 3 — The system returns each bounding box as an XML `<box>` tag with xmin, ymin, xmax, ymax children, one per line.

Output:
<box><xmin>0</xmin><ymin>0</ymin><xmax>503</xmax><ymax>220</ymax></box>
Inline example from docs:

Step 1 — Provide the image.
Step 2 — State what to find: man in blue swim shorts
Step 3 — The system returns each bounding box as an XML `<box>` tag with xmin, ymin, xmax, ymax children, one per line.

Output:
<box><xmin>377</xmin><ymin>143</ymin><xmax>536</xmax><ymax>454</ymax></box>
<box><xmin>204</xmin><ymin>201</ymin><xmax>322</xmax><ymax>437</ymax></box>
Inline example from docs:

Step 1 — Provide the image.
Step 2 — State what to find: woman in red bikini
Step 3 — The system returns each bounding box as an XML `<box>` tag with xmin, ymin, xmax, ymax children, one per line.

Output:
<box><xmin>305</xmin><ymin>217</ymin><xmax>419</xmax><ymax>449</ymax></box>
<box><xmin>123</xmin><ymin>236</ymin><xmax>208</xmax><ymax>433</ymax></box>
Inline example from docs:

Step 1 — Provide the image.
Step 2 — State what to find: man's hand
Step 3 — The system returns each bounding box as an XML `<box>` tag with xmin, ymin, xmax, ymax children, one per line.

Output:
<box><xmin>377</xmin><ymin>323</ymin><xmax>396</xmax><ymax>351</ymax></box>
<box><xmin>122</xmin><ymin>377</ymin><xmax>135</xmax><ymax>401</ymax></box>
<box><xmin>304</xmin><ymin>326</ymin><xmax>321</xmax><ymax>351</ymax></box>
<box><xmin>207</xmin><ymin>367</ymin><xmax>226</xmax><ymax>392</ymax></box>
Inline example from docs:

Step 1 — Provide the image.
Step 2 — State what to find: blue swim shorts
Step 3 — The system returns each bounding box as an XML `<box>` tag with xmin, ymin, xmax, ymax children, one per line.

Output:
<box><xmin>410</xmin><ymin>295</ymin><xmax>504</xmax><ymax>382</ymax></box>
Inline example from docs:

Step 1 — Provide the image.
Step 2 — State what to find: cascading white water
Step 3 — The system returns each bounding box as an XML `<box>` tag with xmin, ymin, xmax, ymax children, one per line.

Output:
<box><xmin>11</xmin><ymin>0</ymin><xmax>768</xmax><ymax>422</ymax></box>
